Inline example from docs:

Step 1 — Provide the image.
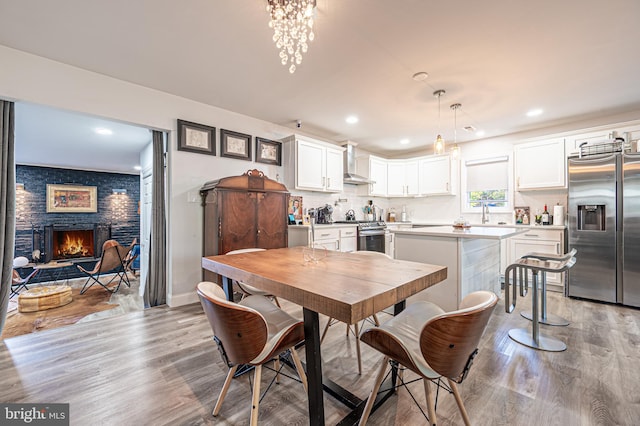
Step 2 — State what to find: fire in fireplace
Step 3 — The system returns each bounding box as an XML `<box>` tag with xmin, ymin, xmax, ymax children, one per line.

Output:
<box><xmin>52</xmin><ymin>229</ymin><xmax>95</xmax><ymax>259</ymax></box>
<box><xmin>42</xmin><ymin>224</ymin><xmax>111</xmax><ymax>263</ymax></box>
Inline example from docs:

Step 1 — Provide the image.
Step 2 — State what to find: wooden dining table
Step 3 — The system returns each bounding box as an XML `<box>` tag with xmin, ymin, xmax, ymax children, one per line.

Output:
<box><xmin>202</xmin><ymin>246</ymin><xmax>447</xmax><ymax>426</ymax></box>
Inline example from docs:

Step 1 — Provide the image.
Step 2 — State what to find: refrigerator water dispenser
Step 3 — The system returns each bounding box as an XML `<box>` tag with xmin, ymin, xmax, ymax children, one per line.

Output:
<box><xmin>577</xmin><ymin>205</ymin><xmax>605</xmax><ymax>231</ymax></box>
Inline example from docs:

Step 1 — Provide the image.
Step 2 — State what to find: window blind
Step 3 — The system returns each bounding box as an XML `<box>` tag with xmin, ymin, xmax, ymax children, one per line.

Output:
<box><xmin>465</xmin><ymin>156</ymin><xmax>509</xmax><ymax>192</ymax></box>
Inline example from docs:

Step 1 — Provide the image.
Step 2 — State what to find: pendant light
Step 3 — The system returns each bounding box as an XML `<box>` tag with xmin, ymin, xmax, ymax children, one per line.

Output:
<box><xmin>433</xmin><ymin>90</ymin><xmax>446</xmax><ymax>154</ymax></box>
<box><xmin>450</xmin><ymin>103</ymin><xmax>461</xmax><ymax>159</ymax></box>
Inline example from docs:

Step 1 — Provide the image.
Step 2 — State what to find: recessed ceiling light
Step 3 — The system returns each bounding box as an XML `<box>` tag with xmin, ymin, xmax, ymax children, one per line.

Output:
<box><xmin>345</xmin><ymin>115</ymin><xmax>359</xmax><ymax>124</ymax></box>
<box><xmin>134</xmin><ymin>165</ymin><xmax>142</xmax><ymax>171</ymax></box>
<box><xmin>412</xmin><ymin>72</ymin><xmax>429</xmax><ymax>81</ymax></box>
<box><xmin>463</xmin><ymin>125</ymin><xmax>476</xmax><ymax>133</ymax></box>
<box><xmin>400</xmin><ymin>138</ymin><xmax>410</xmax><ymax>145</ymax></box>
<box><xmin>526</xmin><ymin>108</ymin><xmax>543</xmax><ymax>117</ymax></box>
<box><xmin>95</xmin><ymin>127</ymin><xmax>113</xmax><ymax>135</ymax></box>
<box><xmin>476</xmin><ymin>130</ymin><xmax>486</xmax><ymax>137</ymax></box>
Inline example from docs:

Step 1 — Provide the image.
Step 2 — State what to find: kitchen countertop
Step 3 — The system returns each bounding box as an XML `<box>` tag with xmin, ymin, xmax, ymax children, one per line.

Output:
<box><xmin>288</xmin><ymin>223</ymin><xmax>358</xmax><ymax>228</ymax></box>
<box><xmin>391</xmin><ymin>225</ymin><xmax>526</xmax><ymax>240</ymax></box>
<box><xmin>410</xmin><ymin>222</ymin><xmax>567</xmax><ymax>230</ymax></box>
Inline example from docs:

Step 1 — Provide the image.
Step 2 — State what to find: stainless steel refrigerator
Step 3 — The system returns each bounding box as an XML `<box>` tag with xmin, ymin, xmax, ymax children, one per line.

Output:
<box><xmin>568</xmin><ymin>151</ymin><xmax>640</xmax><ymax>307</ymax></box>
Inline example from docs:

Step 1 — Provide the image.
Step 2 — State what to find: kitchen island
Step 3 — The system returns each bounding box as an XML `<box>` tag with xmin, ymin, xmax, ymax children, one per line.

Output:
<box><xmin>392</xmin><ymin>225</ymin><xmax>525</xmax><ymax>311</ymax></box>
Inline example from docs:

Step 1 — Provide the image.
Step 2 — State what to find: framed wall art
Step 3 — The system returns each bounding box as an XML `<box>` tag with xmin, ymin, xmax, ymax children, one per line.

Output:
<box><xmin>220</xmin><ymin>129</ymin><xmax>252</xmax><ymax>161</ymax></box>
<box><xmin>46</xmin><ymin>184</ymin><xmax>98</xmax><ymax>213</ymax></box>
<box><xmin>256</xmin><ymin>137</ymin><xmax>282</xmax><ymax>166</ymax></box>
<box><xmin>177</xmin><ymin>119</ymin><xmax>216</xmax><ymax>155</ymax></box>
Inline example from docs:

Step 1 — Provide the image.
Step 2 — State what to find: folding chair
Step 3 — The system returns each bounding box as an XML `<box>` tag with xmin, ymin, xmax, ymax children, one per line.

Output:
<box><xmin>77</xmin><ymin>239</ymin><xmax>135</xmax><ymax>294</ymax></box>
<box><xmin>11</xmin><ymin>257</ymin><xmax>38</xmax><ymax>298</ymax></box>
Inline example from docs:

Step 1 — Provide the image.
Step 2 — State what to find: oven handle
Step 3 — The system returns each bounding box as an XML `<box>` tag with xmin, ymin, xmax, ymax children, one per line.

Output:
<box><xmin>359</xmin><ymin>230</ymin><xmax>386</xmax><ymax>236</ymax></box>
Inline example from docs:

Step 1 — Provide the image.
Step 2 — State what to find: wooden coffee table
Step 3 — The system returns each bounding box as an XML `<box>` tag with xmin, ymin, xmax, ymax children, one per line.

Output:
<box><xmin>33</xmin><ymin>261</ymin><xmax>74</xmax><ymax>285</ymax></box>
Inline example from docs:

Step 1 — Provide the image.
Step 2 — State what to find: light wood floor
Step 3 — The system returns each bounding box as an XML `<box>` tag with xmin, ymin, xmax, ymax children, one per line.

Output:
<box><xmin>1</xmin><ymin>290</ymin><xmax>638</xmax><ymax>425</ymax></box>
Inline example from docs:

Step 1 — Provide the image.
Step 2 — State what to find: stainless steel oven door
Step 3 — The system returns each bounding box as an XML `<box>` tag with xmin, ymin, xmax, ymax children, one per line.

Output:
<box><xmin>357</xmin><ymin>230</ymin><xmax>385</xmax><ymax>253</ymax></box>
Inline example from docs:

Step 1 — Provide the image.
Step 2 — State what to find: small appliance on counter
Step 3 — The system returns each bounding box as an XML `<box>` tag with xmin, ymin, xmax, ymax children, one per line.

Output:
<box><xmin>315</xmin><ymin>204</ymin><xmax>333</xmax><ymax>224</ymax></box>
<box><xmin>345</xmin><ymin>209</ymin><xmax>356</xmax><ymax>221</ymax></box>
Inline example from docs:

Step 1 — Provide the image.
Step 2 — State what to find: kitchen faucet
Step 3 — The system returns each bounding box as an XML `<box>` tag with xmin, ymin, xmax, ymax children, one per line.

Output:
<box><xmin>481</xmin><ymin>201</ymin><xmax>490</xmax><ymax>224</ymax></box>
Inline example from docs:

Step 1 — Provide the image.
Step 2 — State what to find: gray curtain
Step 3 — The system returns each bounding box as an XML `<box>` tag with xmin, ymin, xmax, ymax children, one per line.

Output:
<box><xmin>0</xmin><ymin>100</ymin><xmax>16</xmax><ymax>334</ymax></box>
<box><xmin>143</xmin><ymin>130</ymin><xmax>167</xmax><ymax>307</ymax></box>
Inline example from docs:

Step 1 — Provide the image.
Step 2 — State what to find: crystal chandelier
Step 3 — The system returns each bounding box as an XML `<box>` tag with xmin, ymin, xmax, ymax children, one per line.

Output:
<box><xmin>267</xmin><ymin>0</ymin><xmax>316</xmax><ymax>74</ymax></box>
<box><xmin>433</xmin><ymin>90</ymin><xmax>446</xmax><ymax>154</ymax></box>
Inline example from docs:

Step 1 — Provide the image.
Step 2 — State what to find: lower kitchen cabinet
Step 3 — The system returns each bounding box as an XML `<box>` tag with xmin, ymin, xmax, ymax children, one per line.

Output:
<box><xmin>339</xmin><ymin>227</ymin><xmax>357</xmax><ymax>252</ymax></box>
<box><xmin>288</xmin><ymin>225</ymin><xmax>357</xmax><ymax>252</ymax></box>
<box><xmin>508</xmin><ymin>228</ymin><xmax>566</xmax><ymax>292</ymax></box>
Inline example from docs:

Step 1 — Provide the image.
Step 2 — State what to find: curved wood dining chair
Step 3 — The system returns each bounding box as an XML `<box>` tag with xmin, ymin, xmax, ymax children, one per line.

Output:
<box><xmin>225</xmin><ymin>248</ymin><xmax>280</xmax><ymax>306</ymax></box>
<box><xmin>358</xmin><ymin>290</ymin><xmax>498</xmax><ymax>426</ymax></box>
<box><xmin>320</xmin><ymin>250</ymin><xmax>389</xmax><ymax>375</ymax></box>
<box><xmin>197</xmin><ymin>281</ymin><xmax>307</xmax><ymax>426</ymax></box>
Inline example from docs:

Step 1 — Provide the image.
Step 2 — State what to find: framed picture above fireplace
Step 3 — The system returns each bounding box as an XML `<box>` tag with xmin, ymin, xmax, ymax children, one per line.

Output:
<box><xmin>46</xmin><ymin>184</ymin><xmax>98</xmax><ymax>213</ymax></box>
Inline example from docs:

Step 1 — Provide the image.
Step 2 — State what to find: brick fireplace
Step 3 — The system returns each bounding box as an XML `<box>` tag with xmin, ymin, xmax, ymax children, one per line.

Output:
<box><xmin>14</xmin><ymin>165</ymin><xmax>140</xmax><ymax>281</ymax></box>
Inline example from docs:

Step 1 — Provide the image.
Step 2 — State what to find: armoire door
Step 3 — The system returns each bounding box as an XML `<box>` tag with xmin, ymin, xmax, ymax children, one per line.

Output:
<box><xmin>257</xmin><ymin>192</ymin><xmax>287</xmax><ymax>248</ymax></box>
<box><xmin>219</xmin><ymin>191</ymin><xmax>258</xmax><ymax>254</ymax></box>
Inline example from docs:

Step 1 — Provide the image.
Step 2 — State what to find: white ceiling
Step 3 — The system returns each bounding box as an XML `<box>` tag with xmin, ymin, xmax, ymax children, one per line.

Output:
<box><xmin>14</xmin><ymin>103</ymin><xmax>151</xmax><ymax>174</ymax></box>
<box><xmin>2</xmin><ymin>0</ymin><xmax>640</xmax><ymax>170</ymax></box>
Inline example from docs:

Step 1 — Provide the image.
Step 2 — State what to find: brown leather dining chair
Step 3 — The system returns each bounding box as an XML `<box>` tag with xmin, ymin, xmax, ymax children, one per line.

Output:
<box><xmin>358</xmin><ymin>290</ymin><xmax>498</xmax><ymax>426</ymax></box>
<box><xmin>225</xmin><ymin>248</ymin><xmax>281</xmax><ymax>307</ymax></box>
<box><xmin>197</xmin><ymin>281</ymin><xmax>307</xmax><ymax>426</ymax></box>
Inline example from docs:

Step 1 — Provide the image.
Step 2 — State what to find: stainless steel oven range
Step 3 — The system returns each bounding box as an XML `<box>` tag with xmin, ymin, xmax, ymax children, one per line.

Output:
<box><xmin>335</xmin><ymin>220</ymin><xmax>386</xmax><ymax>253</ymax></box>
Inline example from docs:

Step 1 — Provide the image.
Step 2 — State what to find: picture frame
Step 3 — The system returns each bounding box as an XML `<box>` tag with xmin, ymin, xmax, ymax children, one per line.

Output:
<box><xmin>220</xmin><ymin>129</ymin><xmax>252</xmax><ymax>161</ymax></box>
<box><xmin>288</xmin><ymin>195</ymin><xmax>303</xmax><ymax>222</ymax></box>
<box><xmin>177</xmin><ymin>119</ymin><xmax>216</xmax><ymax>155</ymax></box>
<box><xmin>46</xmin><ymin>184</ymin><xmax>98</xmax><ymax>213</ymax></box>
<box><xmin>255</xmin><ymin>137</ymin><xmax>282</xmax><ymax>166</ymax></box>
<box><xmin>514</xmin><ymin>206</ymin><xmax>531</xmax><ymax>224</ymax></box>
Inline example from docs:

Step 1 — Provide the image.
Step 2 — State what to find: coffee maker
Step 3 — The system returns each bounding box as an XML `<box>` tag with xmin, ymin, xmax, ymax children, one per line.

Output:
<box><xmin>315</xmin><ymin>204</ymin><xmax>333</xmax><ymax>224</ymax></box>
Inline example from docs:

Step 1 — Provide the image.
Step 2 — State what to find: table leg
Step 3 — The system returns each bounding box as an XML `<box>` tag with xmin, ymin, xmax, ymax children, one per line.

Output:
<box><xmin>221</xmin><ymin>276</ymin><xmax>233</xmax><ymax>301</ymax></box>
<box><xmin>303</xmin><ymin>307</ymin><xmax>325</xmax><ymax>426</ymax></box>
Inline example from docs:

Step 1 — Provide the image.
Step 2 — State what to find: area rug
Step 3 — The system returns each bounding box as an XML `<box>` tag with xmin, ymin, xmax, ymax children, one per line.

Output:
<box><xmin>1</xmin><ymin>285</ymin><xmax>118</xmax><ymax>340</ymax></box>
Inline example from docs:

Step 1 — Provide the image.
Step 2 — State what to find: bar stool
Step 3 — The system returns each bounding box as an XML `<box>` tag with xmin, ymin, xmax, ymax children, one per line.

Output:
<box><xmin>519</xmin><ymin>249</ymin><xmax>576</xmax><ymax>326</ymax></box>
<box><xmin>504</xmin><ymin>251</ymin><xmax>576</xmax><ymax>352</ymax></box>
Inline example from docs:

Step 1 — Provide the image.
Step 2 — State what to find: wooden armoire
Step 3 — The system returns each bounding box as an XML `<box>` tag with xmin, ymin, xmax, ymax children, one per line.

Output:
<box><xmin>200</xmin><ymin>169</ymin><xmax>289</xmax><ymax>281</ymax></box>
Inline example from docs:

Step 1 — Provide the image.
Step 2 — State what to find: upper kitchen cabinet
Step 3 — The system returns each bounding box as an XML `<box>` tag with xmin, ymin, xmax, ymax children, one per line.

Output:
<box><xmin>418</xmin><ymin>154</ymin><xmax>456</xmax><ymax>195</ymax></box>
<box><xmin>387</xmin><ymin>159</ymin><xmax>419</xmax><ymax>197</ymax></box>
<box><xmin>357</xmin><ymin>155</ymin><xmax>388</xmax><ymax>196</ymax></box>
<box><xmin>565</xmin><ymin>130</ymin><xmax>613</xmax><ymax>157</ymax></box>
<box><xmin>283</xmin><ymin>135</ymin><xmax>345</xmax><ymax>193</ymax></box>
<box><xmin>514</xmin><ymin>138</ymin><xmax>566</xmax><ymax>190</ymax></box>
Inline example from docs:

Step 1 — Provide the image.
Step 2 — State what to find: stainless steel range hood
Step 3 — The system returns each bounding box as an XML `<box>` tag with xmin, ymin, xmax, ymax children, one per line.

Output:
<box><xmin>342</xmin><ymin>141</ymin><xmax>375</xmax><ymax>185</ymax></box>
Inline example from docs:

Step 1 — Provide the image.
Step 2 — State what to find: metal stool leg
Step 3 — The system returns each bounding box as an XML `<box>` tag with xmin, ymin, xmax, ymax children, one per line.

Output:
<box><xmin>521</xmin><ymin>271</ymin><xmax>570</xmax><ymax>326</ymax></box>
<box><xmin>509</xmin><ymin>270</ymin><xmax>566</xmax><ymax>352</ymax></box>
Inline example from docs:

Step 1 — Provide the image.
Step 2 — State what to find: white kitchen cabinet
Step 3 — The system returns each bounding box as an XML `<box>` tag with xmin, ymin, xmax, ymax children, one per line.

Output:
<box><xmin>283</xmin><ymin>135</ymin><xmax>344</xmax><ymax>193</ymax></box>
<box><xmin>508</xmin><ymin>228</ymin><xmax>566</xmax><ymax>291</ymax></box>
<box><xmin>387</xmin><ymin>159</ymin><xmax>419</xmax><ymax>197</ymax></box>
<box><xmin>357</xmin><ymin>155</ymin><xmax>388</xmax><ymax>196</ymax></box>
<box><xmin>514</xmin><ymin>138</ymin><xmax>566</xmax><ymax>190</ymax></box>
<box><xmin>385</xmin><ymin>231</ymin><xmax>394</xmax><ymax>258</ymax></box>
<box><xmin>288</xmin><ymin>225</ymin><xmax>357</xmax><ymax>253</ymax></box>
<box><xmin>565</xmin><ymin>130</ymin><xmax>612</xmax><ymax>157</ymax></box>
<box><xmin>418</xmin><ymin>155</ymin><xmax>455</xmax><ymax>195</ymax></box>
<box><xmin>339</xmin><ymin>227</ymin><xmax>357</xmax><ymax>252</ymax></box>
